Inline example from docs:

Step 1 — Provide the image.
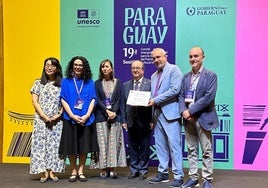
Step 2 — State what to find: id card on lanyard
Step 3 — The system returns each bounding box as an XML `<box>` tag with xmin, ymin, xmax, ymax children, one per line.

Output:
<box><xmin>105</xmin><ymin>98</ymin><xmax>112</xmax><ymax>109</ymax></box>
<box><xmin>103</xmin><ymin>79</ymin><xmax>115</xmax><ymax>110</ymax></box>
<box><xmin>185</xmin><ymin>90</ymin><xmax>195</xmax><ymax>103</ymax></box>
<box><xmin>73</xmin><ymin>78</ymin><xmax>84</xmax><ymax>110</ymax></box>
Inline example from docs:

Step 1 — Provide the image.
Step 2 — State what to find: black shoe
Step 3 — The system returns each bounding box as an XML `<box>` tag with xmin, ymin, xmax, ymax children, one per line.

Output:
<box><xmin>139</xmin><ymin>174</ymin><xmax>147</xmax><ymax>180</ymax></box>
<box><xmin>149</xmin><ymin>172</ymin><xmax>169</xmax><ymax>184</ymax></box>
<box><xmin>68</xmin><ymin>174</ymin><xmax>77</xmax><ymax>182</ymax></box>
<box><xmin>109</xmin><ymin>171</ymin><xmax>117</xmax><ymax>179</ymax></box>
<box><xmin>78</xmin><ymin>174</ymin><xmax>87</xmax><ymax>182</ymax></box>
<box><xmin>169</xmin><ymin>178</ymin><xmax>184</xmax><ymax>188</ymax></box>
<box><xmin>128</xmin><ymin>172</ymin><xmax>139</xmax><ymax>179</ymax></box>
<box><xmin>100</xmin><ymin>171</ymin><xmax>109</xmax><ymax>178</ymax></box>
<box><xmin>181</xmin><ymin>178</ymin><xmax>199</xmax><ymax>188</ymax></box>
<box><xmin>202</xmin><ymin>180</ymin><xmax>212</xmax><ymax>188</ymax></box>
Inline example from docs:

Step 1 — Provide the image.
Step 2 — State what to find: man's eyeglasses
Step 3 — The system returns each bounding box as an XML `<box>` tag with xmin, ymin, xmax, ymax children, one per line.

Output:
<box><xmin>131</xmin><ymin>67</ymin><xmax>143</xmax><ymax>70</ymax></box>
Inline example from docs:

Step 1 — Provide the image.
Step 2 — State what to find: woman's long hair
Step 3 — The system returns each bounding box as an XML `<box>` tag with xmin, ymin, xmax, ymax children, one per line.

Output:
<box><xmin>98</xmin><ymin>59</ymin><xmax>114</xmax><ymax>81</ymax></box>
<box><xmin>40</xmin><ymin>57</ymin><xmax>62</xmax><ymax>87</ymax></box>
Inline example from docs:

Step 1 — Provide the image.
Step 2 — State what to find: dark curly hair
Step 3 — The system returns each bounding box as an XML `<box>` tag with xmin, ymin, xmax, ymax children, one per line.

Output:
<box><xmin>40</xmin><ymin>57</ymin><xmax>62</xmax><ymax>87</ymax></box>
<box><xmin>65</xmin><ymin>56</ymin><xmax>92</xmax><ymax>82</ymax></box>
<box><xmin>98</xmin><ymin>59</ymin><xmax>114</xmax><ymax>81</ymax></box>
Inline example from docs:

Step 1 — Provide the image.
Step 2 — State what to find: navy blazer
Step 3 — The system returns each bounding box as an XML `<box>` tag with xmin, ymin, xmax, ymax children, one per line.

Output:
<box><xmin>179</xmin><ymin>68</ymin><xmax>219</xmax><ymax>131</ymax></box>
<box><xmin>95</xmin><ymin>78</ymin><xmax>126</xmax><ymax>123</ymax></box>
<box><xmin>124</xmin><ymin>78</ymin><xmax>152</xmax><ymax>129</ymax></box>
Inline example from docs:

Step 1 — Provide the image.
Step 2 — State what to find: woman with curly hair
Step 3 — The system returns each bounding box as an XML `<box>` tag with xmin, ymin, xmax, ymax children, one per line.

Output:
<box><xmin>59</xmin><ymin>56</ymin><xmax>98</xmax><ymax>182</ymax></box>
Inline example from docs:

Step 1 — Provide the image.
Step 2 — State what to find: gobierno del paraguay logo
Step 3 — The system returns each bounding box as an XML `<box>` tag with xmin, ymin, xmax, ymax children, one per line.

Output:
<box><xmin>77</xmin><ymin>9</ymin><xmax>100</xmax><ymax>27</ymax></box>
<box><xmin>186</xmin><ymin>5</ymin><xmax>227</xmax><ymax>16</ymax></box>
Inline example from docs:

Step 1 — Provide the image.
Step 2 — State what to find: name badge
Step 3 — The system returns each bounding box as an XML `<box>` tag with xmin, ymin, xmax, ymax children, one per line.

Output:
<box><xmin>185</xmin><ymin>90</ymin><xmax>195</xmax><ymax>103</ymax></box>
<box><xmin>74</xmin><ymin>98</ymin><xmax>84</xmax><ymax>110</ymax></box>
<box><xmin>105</xmin><ymin>98</ymin><xmax>112</xmax><ymax>109</ymax></box>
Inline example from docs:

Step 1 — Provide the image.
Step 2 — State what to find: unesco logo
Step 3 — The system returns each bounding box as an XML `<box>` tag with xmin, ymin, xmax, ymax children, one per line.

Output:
<box><xmin>186</xmin><ymin>7</ymin><xmax>196</xmax><ymax>16</ymax></box>
<box><xmin>77</xmin><ymin>9</ymin><xmax>100</xmax><ymax>27</ymax></box>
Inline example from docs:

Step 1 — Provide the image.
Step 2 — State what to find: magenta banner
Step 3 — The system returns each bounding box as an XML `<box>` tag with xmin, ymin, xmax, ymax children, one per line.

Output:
<box><xmin>114</xmin><ymin>0</ymin><xmax>176</xmax><ymax>82</ymax></box>
<box><xmin>235</xmin><ymin>1</ymin><xmax>268</xmax><ymax>170</ymax></box>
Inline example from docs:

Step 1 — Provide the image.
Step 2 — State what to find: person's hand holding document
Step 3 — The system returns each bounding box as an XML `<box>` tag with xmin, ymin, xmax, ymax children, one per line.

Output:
<box><xmin>126</xmin><ymin>90</ymin><xmax>151</xmax><ymax>106</ymax></box>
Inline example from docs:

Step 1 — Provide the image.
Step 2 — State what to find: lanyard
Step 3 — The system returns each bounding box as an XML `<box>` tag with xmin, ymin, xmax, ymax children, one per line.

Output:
<box><xmin>73</xmin><ymin>78</ymin><xmax>84</xmax><ymax>98</ymax></box>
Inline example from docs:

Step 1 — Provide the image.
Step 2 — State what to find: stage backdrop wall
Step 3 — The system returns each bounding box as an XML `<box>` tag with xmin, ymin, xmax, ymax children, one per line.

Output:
<box><xmin>2</xmin><ymin>0</ymin><xmax>268</xmax><ymax>171</ymax></box>
<box><xmin>234</xmin><ymin>1</ymin><xmax>268</xmax><ymax>171</ymax></box>
<box><xmin>3</xmin><ymin>0</ymin><xmax>60</xmax><ymax>163</ymax></box>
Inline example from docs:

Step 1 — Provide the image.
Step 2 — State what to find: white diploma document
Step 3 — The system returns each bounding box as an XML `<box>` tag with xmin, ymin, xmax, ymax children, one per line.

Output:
<box><xmin>126</xmin><ymin>90</ymin><xmax>151</xmax><ymax>106</ymax></box>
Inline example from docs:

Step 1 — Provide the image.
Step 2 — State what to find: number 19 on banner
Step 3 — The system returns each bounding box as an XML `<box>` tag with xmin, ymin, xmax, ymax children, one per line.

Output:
<box><xmin>123</xmin><ymin>48</ymin><xmax>137</xmax><ymax>58</ymax></box>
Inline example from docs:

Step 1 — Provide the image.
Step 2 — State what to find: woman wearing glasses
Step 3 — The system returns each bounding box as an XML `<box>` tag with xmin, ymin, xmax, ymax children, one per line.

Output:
<box><xmin>30</xmin><ymin>57</ymin><xmax>65</xmax><ymax>183</ymax></box>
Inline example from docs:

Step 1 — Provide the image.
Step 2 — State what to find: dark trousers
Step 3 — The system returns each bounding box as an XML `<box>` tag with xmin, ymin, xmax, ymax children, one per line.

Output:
<box><xmin>128</xmin><ymin>124</ymin><xmax>152</xmax><ymax>175</ymax></box>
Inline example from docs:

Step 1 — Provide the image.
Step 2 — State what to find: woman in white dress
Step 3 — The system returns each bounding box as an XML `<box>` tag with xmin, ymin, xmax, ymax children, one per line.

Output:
<box><xmin>29</xmin><ymin>57</ymin><xmax>65</xmax><ymax>183</ymax></box>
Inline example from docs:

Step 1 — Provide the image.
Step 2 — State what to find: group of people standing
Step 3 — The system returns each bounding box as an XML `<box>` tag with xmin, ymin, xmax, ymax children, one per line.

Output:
<box><xmin>29</xmin><ymin>56</ymin><xmax>127</xmax><ymax>183</ymax></box>
<box><xmin>29</xmin><ymin>46</ymin><xmax>219</xmax><ymax>188</ymax></box>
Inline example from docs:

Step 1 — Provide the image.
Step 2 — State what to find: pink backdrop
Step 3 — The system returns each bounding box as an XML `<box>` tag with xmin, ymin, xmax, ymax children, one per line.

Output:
<box><xmin>235</xmin><ymin>1</ymin><xmax>268</xmax><ymax>170</ymax></box>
